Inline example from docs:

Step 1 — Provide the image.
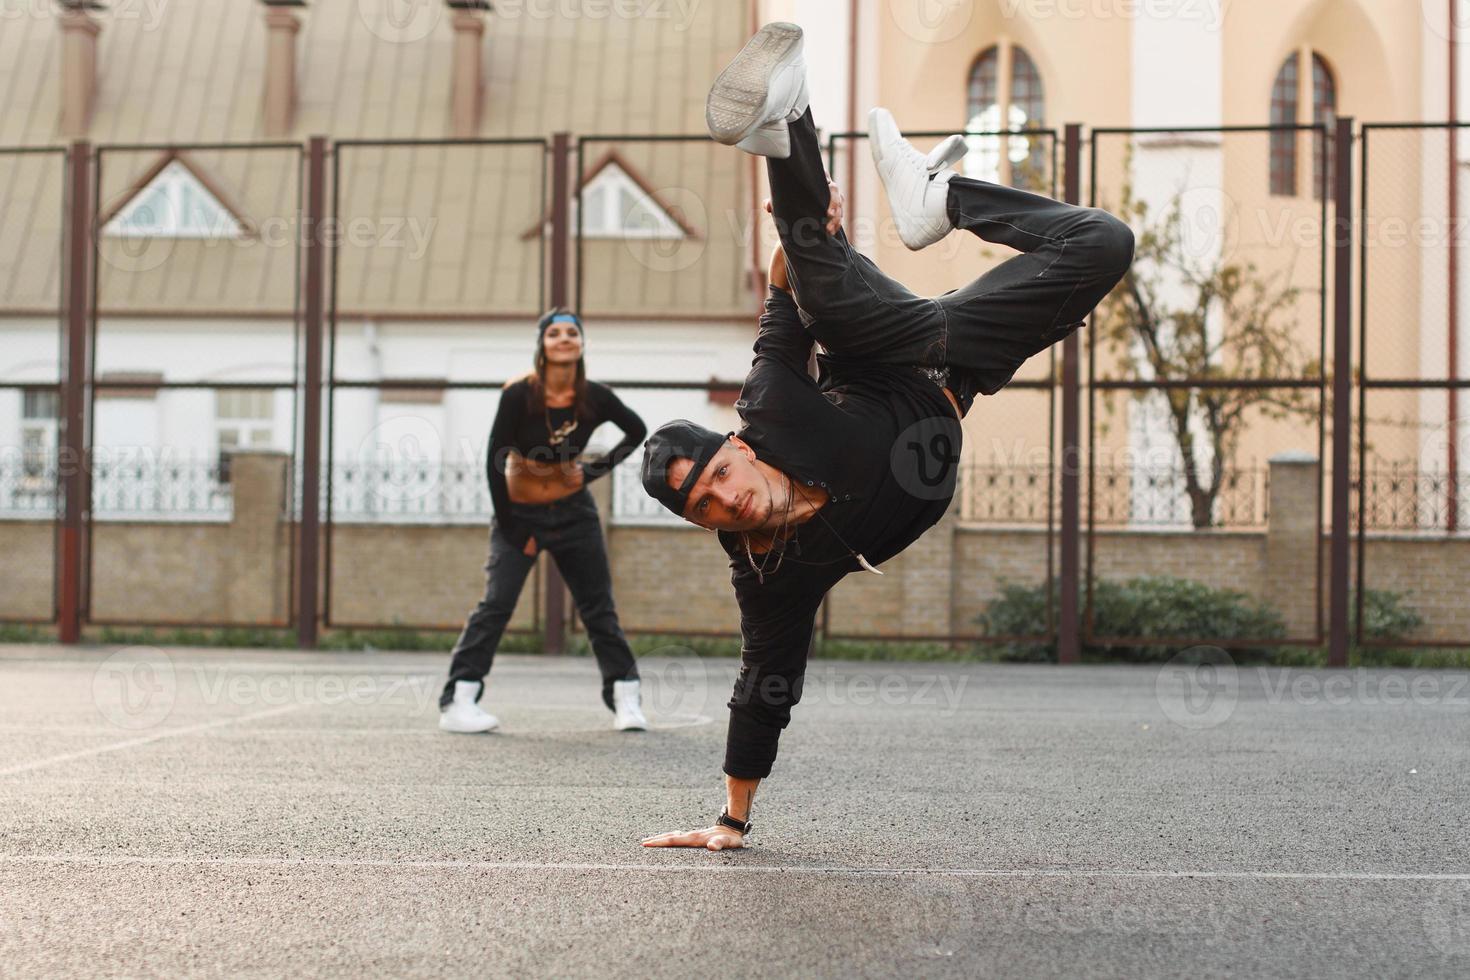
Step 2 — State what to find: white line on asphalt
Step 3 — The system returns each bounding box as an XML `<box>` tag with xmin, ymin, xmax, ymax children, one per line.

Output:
<box><xmin>0</xmin><ymin>714</ymin><xmax>713</xmax><ymax>738</ymax></box>
<box><xmin>0</xmin><ymin>704</ymin><xmax>306</xmax><ymax>778</ymax></box>
<box><xmin>1</xmin><ymin>854</ymin><xmax>1467</xmax><ymax>882</ymax></box>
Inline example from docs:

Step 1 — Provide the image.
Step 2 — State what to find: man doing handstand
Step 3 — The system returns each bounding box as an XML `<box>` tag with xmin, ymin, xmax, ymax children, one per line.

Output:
<box><xmin>639</xmin><ymin>23</ymin><xmax>1134</xmax><ymax>850</ymax></box>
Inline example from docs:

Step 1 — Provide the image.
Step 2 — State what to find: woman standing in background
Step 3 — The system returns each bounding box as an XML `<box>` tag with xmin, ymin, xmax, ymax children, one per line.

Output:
<box><xmin>438</xmin><ymin>309</ymin><xmax>647</xmax><ymax>734</ymax></box>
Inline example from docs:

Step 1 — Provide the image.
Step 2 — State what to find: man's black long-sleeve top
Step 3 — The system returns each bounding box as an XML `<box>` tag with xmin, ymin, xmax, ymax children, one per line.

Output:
<box><xmin>717</xmin><ymin>285</ymin><xmax>963</xmax><ymax>779</ymax></box>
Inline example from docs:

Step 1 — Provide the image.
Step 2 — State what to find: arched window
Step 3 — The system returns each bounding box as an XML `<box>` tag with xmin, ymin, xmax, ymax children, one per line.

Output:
<box><xmin>1269</xmin><ymin>55</ymin><xmax>1298</xmax><ymax>196</ymax></box>
<box><xmin>1269</xmin><ymin>51</ymin><xmax>1337</xmax><ymax>199</ymax></box>
<box><xmin>965</xmin><ymin>43</ymin><xmax>1046</xmax><ymax>189</ymax></box>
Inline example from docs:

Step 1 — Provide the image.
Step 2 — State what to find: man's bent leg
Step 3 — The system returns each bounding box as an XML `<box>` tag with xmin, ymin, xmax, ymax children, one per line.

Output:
<box><xmin>767</xmin><ymin>109</ymin><xmax>939</xmax><ymax>364</ymax></box>
<box><xmin>940</xmin><ymin>175</ymin><xmax>1134</xmax><ymax>395</ymax></box>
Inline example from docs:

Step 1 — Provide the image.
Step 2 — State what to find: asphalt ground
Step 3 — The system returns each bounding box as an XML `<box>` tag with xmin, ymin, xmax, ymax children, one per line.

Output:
<box><xmin>0</xmin><ymin>642</ymin><xmax>1467</xmax><ymax>978</ymax></box>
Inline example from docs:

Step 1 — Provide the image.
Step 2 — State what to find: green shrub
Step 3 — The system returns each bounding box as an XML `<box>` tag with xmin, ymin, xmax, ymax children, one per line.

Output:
<box><xmin>978</xmin><ymin>576</ymin><xmax>1288</xmax><ymax>662</ymax></box>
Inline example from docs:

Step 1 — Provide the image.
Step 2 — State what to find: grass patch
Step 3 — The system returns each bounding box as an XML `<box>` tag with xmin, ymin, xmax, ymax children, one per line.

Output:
<box><xmin>0</xmin><ymin>623</ymin><xmax>52</xmax><ymax>643</ymax></box>
<box><xmin>91</xmin><ymin>625</ymin><xmax>299</xmax><ymax>649</ymax></box>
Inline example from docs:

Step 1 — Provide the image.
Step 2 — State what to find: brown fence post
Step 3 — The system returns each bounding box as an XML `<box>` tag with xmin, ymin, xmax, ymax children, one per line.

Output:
<box><xmin>1058</xmin><ymin>124</ymin><xmax>1083</xmax><ymax>664</ymax></box>
<box><xmin>297</xmin><ymin>136</ymin><xmax>327</xmax><ymax>649</ymax></box>
<box><xmin>58</xmin><ymin>140</ymin><xmax>91</xmax><ymax>645</ymax></box>
<box><xmin>543</xmin><ymin>132</ymin><xmax>572</xmax><ymax>655</ymax></box>
<box><xmin>1328</xmin><ymin>116</ymin><xmax>1355</xmax><ymax>668</ymax></box>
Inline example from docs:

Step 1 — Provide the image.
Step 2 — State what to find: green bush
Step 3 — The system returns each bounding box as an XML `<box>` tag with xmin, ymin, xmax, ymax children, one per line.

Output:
<box><xmin>978</xmin><ymin>576</ymin><xmax>1288</xmax><ymax>662</ymax></box>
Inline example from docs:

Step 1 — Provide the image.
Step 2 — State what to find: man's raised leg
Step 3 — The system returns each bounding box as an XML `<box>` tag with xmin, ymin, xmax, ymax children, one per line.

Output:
<box><xmin>708</xmin><ymin>24</ymin><xmax>940</xmax><ymax>365</ymax></box>
<box><xmin>938</xmin><ymin>175</ymin><xmax>1134</xmax><ymax>395</ymax></box>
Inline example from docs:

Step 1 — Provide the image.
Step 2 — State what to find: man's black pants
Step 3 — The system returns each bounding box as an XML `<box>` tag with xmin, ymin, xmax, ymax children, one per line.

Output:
<box><xmin>767</xmin><ymin>109</ymin><xmax>1134</xmax><ymax>410</ymax></box>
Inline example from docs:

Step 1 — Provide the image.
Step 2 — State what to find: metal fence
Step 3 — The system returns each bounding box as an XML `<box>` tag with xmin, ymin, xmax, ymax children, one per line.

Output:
<box><xmin>2</xmin><ymin>121</ymin><xmax>1468</xmax><ymax>658</ymax></box>
<box><xmin>1357</xmin><ymin>123</ymin><xmax>1470</xmax><ymax>646</ymax></box>
<box><xmin>1087</xmin><ymin>124</ymin><xmax>1332</xmax><ymax>649</ymax></box>
<box><xmin>0</xmin><ymin>146</ymin><xmax>66</xmax><ymax>625</ymax></box>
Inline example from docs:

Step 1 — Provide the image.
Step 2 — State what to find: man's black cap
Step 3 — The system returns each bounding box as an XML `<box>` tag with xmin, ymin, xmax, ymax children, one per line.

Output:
<box><xmin>641</xmin><ymin>419</ymin><xmax>728</xmax><ymax>517</ymax></box>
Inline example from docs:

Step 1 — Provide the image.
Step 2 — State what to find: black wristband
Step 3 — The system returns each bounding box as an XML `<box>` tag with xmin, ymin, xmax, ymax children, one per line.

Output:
<box><xmin>716</xmin><ymin>810</ymin><xmax>751</xmax><ymax>835</ymax></box>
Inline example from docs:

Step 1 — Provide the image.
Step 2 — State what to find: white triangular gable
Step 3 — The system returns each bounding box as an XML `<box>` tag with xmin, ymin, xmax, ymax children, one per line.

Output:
<box><xmin>578</xmin><ymin>161</ymin><xmax>686</xmax><ymax>239</ymax></box>
<box><xmin>103</xmin><ymin>160</ymin><xmax>247</xmax><ymax>239</ymax></box>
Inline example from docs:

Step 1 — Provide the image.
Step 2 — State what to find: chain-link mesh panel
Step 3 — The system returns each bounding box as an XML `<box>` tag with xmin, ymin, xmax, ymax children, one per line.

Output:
<box><xmin>0</xmin><ymin>148</ymin><xmax>67</xmax><ymax>624</ymax></box>
<box><xmin>575</xmin><ymin>136</ymin><xmax>753</xmax><ymax>320</ymax></box>
<box><xmin>1357</xmin><ymin>125</ymin><xmax>1470</xmax><ymax>647</ymax></box>
<box><xmin>88</xmin><ymin>145</ymin><xmax>306</xmax><ymax>628</ymax></box>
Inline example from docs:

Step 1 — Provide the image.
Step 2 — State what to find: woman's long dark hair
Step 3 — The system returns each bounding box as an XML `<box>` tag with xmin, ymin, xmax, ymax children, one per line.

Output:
<box><xmin>524</xmin><ymin>307</ymin><xmax>596</xmax><ymax>423</ymax></box>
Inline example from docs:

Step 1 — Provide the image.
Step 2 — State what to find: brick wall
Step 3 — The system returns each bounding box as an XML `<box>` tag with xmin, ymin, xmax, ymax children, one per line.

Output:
<box><xmin>0</xmin><ymin>520</ymin><xmax>53</xmax><ymax>620</ymax></box>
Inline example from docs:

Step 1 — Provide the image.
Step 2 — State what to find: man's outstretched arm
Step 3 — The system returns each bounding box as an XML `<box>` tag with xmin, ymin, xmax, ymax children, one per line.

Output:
<box><xmin>641</xmin><ymin>575</ymin><xmax>829</xmax><ymax>851</ymax></box>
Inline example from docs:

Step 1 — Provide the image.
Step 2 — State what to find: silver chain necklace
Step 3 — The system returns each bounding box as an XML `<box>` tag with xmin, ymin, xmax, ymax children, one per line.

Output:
<box><xmin>741</xmin><ymin>472</ymin><xmax>793</xmax><ymax>585</ymax></box>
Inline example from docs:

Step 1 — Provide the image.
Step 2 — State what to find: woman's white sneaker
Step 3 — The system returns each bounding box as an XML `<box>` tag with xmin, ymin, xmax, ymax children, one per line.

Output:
<box><xmin>612</xmin><ymin>679</ymin><xmax>648</xmax><ymax>732</ymax></box>
<box><xmin>439</xmin><ymin>680</ymin><xmax>500</xmax><ymax>733</ymax></box>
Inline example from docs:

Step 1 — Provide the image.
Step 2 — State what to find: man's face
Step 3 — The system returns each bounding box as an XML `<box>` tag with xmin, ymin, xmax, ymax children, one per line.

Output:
<box><xmin>668</xmin><ymin>439</ymin><xmax>773</xmax><ymax>532</ymax></box>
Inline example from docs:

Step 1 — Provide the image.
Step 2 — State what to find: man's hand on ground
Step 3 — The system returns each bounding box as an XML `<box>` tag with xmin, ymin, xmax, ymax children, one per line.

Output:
<box><xmin>641</xmin><ymin>825</ymin><xmax>746</xmax><ymax>851</ymax></box>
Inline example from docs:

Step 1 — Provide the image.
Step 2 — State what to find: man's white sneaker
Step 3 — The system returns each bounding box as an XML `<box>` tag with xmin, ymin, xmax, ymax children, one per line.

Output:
<box><xmin>439</xmin><ymin>680</ymin><xmax>499</xmax><ymax>734</ymax></box>
<box><xmin>706</xmin><ymin>22</ymin><xmax>809</xmax><ymax>159</ymax></box>
<box><xmin>925</xmin><ymin>133</ymin><xmax>969</xmax><ymax>175</ymax></box>
<box><xmin>612</xmin><ymin>679</ymin><xmax>648</xmax><ymax>732</ymax></box>
<box><xmin>869</xmin><ymin>107</ymin><xmax>959</xmax><ymax>251</ymax></box>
